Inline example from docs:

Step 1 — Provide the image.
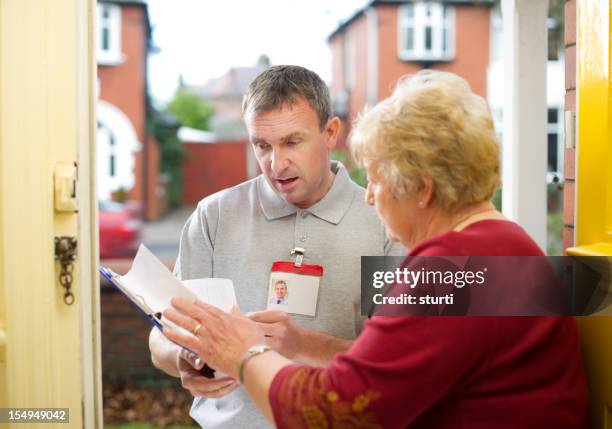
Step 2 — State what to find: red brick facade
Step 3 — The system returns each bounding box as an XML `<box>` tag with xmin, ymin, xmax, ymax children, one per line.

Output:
<box><xmin>98</xmin><ymin>3</ymin><xmax>163</xmax><ymax>220</ymax></box>
<box><xmin>376</xmin><ymin>4</ymin><xmax>490</xmax><ymax>99</ymax></box>
<box><xmin>329</xmin><ymin>2</ymin><xmax>493</xmax><ymax>147</ymax></box>
<box><xmin>563</xmin><ymin>0</ymin><xmax>576</xmax><ymax>251</ymax></box>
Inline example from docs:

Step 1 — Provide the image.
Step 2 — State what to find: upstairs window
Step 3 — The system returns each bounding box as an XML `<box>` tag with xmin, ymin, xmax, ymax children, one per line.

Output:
<box><xmin>398</xmin><ymin>2</ymin><xmax>454</xmax><ymax>62</ymax></box>
<box><xmin>97</xmin><ymin>3</ymin><xmax>122</xmax><ymax>65</ymax></box>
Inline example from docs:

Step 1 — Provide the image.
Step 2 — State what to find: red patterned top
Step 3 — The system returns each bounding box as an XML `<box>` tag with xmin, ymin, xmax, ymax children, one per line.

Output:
<box><xmin>268</xmin><ymin>220</ymin><xmax>589</xmax><ymax>428</ymax></box>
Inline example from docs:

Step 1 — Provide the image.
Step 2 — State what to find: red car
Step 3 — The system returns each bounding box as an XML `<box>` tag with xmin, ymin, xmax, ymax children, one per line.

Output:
<box><xmin>99</xmin><ymin>201</ymin><xmax>142</xmax><ymax>259</ymax></box>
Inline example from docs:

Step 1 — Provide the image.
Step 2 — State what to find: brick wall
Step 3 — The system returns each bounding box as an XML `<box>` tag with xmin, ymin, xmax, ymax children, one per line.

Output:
<box><xmin>563</xmin><ymin>0</ymin><xmax>576</xmax><ymax>251</ymax></box>
<box><xmin>182</xmin><ymin>141</ymin><xmax>248</xmax><ymax>205</ymax></box>
<box><xmin>101</xmin><ymin>282</ymin><xmax>180</xmax><ymax>386</ymax></box>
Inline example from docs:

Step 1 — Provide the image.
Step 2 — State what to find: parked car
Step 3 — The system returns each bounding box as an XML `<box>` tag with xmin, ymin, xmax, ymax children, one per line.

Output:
<box><xmin>99</xmin><ymin>201</ymin><xmax>142</xmax><ymax>259</ymax></box>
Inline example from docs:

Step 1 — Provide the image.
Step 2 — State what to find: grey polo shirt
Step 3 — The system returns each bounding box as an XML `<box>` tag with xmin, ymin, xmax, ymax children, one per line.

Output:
<box><xmin>175</xmin><ymin>161</ymin><xmax>405</xmax><ymax>428</ymax></box>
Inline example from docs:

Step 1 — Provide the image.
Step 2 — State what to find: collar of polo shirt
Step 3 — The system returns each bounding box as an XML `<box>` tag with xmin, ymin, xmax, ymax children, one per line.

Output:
<box><xmin>257</xmin><ymin>161</ymin><xmax>355</xmax><ymax>225</ymax></box>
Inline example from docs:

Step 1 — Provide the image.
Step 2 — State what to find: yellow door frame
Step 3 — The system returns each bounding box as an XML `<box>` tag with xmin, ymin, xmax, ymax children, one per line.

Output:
<box><xmin>566</xmin><ymin>1</ymin><xmax>612</xmax><ymax>428</ymax></box>
<box><xmin>0</xmin><ymin>0</ymin><xmax>101</xmax><ymax>428</ymax></box>
<box><xmin>567</xmin><ymin>0</ymin><xmax>612</xmax><ymax>255</ymax></box>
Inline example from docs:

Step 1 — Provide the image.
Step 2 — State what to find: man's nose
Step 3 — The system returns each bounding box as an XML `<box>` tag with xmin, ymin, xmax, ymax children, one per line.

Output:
<box><xmin>270</xmin><ymin>148</ymin><xmax>289</xmax><ymax>175</ymax></box>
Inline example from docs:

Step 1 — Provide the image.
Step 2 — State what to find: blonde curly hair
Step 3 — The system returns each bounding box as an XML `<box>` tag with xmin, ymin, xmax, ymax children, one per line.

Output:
<box><xmin>350</xmin><ymin>70</ymin><xmax>500</xmax><ymax>213</ymax></box>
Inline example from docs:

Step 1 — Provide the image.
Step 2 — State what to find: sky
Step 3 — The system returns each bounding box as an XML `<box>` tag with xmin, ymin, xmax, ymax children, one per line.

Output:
<box><xmin>146</xmin><ymin>0</ymin><xmax>369</xmax><ymax>105</ymax></box>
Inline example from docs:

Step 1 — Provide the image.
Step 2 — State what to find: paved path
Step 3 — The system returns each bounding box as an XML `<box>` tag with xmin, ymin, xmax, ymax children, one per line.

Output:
<box><xmin>141</xmin><ymin>206</ymin><xmax>194</xmax><ymax>264</ymax></box>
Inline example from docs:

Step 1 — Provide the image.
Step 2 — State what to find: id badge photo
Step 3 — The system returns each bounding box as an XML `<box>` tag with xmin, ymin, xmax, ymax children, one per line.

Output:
<box><xmin>267</xmin><ymin>260</ymin><xmax>323</xmax><ymax>317</ymax></box>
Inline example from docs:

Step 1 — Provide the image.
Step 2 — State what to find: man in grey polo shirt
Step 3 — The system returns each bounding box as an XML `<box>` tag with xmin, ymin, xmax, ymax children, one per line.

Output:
<box><xmin>149</xmin><ymin>65</ymin><xmax>404</xmax><ymax>428</ymax></box>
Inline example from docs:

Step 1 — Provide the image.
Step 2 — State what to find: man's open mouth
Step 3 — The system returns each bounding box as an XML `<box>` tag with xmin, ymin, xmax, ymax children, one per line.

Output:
<box><xmin>276</xmin><ymin>177</ymin><xmax>298</xmax><ymax>185</ymax></box>
<box><xmin>275</xmin><ymin>177</ymin><xmax>299</xmax><ymax>190</ymax></box>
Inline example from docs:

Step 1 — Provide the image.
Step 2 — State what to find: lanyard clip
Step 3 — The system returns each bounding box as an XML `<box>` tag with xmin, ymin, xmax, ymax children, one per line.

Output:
<box><xmin>291</xmin><ymin>247</ymin><xmax>305</xmax><ymax>268</ymax></box>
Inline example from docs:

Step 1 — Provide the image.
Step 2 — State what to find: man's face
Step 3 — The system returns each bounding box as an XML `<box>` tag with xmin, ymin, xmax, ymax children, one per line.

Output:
<box><xmin>274</xmin><ymin>282</ymin><xmax>287</xmax><ymax>299</ymax></box>
<box><xmin>245</xmin><ymin>97</ymin><xmax>339</xmax><ymax>208</ymax></box>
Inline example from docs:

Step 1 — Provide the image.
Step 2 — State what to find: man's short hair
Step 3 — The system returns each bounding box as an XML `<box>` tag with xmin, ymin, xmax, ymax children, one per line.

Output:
<box><xmin>242</xmin><ymin>65</ymin><xmax>332</xmax><ymax>130</ymax></box>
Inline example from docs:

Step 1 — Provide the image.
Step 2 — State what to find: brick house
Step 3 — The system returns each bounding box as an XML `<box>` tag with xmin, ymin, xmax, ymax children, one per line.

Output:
<box><xmin>97</xmin><ymin>0</ymin><xmax>162</xmax><ymax>220</ymax></box>
<box><xmin>97</xmin><ymin>0</ymin><xmax>165</xmax><ymax>386</ymax></box>
<box><xmin>328</xmin><ymin>0</ymin><xmax>565</xmax><ymax>181</ymax></box>
<box><xmin>328</xmin><ymin>0</ymin><xmax>496</xmax><ymax>148</ymax></box>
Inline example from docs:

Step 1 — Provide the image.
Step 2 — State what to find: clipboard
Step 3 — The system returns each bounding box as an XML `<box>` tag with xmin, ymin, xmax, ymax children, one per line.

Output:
<box><xmin>100</xmin><ymin>265</ymin><xmax>216</xmax><ymax>378</ymax></box>
<box><xmin>98</xmin><ymin>244</ymin><xmax>237</xmax><ymax>379</ymax></box>
<box><xmin>99</xmin><ymin>266</ymin><xmax>166</xmax><ymax>330</ymax></box>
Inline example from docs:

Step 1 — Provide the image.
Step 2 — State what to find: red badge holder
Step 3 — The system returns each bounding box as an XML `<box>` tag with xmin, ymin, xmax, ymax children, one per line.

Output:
<box><xmin>268</xmin><ymin>248</ymin><xmax>324</xmax><ymax>316</ymax></box>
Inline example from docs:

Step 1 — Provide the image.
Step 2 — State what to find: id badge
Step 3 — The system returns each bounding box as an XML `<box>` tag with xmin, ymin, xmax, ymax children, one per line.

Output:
<box><xmin>267</xmin><ymin>261</ymin><xmax>323</xmax><ymax>317</ymax></box>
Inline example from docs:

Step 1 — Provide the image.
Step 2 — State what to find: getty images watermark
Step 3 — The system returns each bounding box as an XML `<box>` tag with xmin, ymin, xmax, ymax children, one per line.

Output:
<box><xmin>361</xmin><ymin>256</ymin><xmax>612</xmax><ymax>316</ymax></box>
<box><xmin>372</xmin><ymin>266</ymin><xmax>488</xmax><ymax>306</ymax></box>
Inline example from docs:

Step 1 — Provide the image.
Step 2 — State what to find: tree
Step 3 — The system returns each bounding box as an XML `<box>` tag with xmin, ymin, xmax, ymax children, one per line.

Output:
<box><xmin>149</xmin><ymin>110</ymin><xmax>183</xmax><ymax>208</ymax></box>
<box><xmin>149</xmin><ymin>89</ymin><xmax>214</xmax><ymax>209</ymax></box>
<box><xmin>166</xmin><ymin>88</ymin><xmax>214</xmax><ymax>131</ymax></box>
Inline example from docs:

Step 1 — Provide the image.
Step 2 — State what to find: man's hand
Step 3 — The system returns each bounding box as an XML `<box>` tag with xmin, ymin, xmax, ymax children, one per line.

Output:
<box><xmin>150</xmin><ymin>328</ymin><xmax>239</xmax><ymax>398</ymax></box>
<box><xmin>177</xmin><ymin>348</ymin><xmax>240</xmax><ymax>398</ymax></box>
<box><xmin>247</xmin><ymin>310</ymin><xmax>353</xmax><ymax>367</ymax></box>
<box><xmin>247</xmin><ymin>310</ymin><xmax>304</xmax><ymax>360</ymax></box>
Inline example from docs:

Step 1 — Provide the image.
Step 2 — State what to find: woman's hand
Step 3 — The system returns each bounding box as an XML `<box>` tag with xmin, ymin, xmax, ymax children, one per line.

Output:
<box><xmin>163</xmin><ymin>298</ymin><xmax>265</xmax><ymax>379</ymax></box>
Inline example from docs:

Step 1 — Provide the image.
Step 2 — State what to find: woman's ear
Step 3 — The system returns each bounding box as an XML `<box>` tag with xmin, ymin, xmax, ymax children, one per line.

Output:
<box><xmin>418</xmin><ymin>172</ymin><xmax>435</xmax><ymax>208</ymax></box>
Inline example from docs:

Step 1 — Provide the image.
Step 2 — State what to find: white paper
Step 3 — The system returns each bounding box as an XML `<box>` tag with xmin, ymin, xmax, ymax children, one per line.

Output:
<box><xmin>183</xmin><ymin>278</ymin><xmax>237</xmax><ymax>313</ymax></box>
<box><xmin>117</xmin><ymin>244</ymin><xmax>236</xmax><ymax>320</ymax></box>
<box><xmin>121</xmin><ymin>244</ymin><xmax>197</xmax><ymax>314</ymax></box>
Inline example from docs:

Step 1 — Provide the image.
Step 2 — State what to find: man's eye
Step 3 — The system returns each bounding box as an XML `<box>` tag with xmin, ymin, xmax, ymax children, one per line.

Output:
<box><xmin>255</xmin><ymin>143</ymin><xmax>270</xmax><ymax>150</ymax></box>
<box><xmin>287</xmin><ymin>140</ymin><xmax>300</xmax><ymax>146</ymax></box>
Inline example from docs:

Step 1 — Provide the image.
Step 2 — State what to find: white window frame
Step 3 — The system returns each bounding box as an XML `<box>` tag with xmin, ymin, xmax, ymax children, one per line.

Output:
<box><xmin>546</xmin><ymin>106</ymin><xmax>564</xmax><ymax>179</ymax></box>
<box><xmin>398</xmin><ymin>2</ymin><xmax>455</xmax><ymax>62</ymax></box>
<box><xmin>490</xmin><ymin>106</ymin><xmax>564</xmax><ymax>184</ymax></box>
<box><xmin>96</xmin><ymin>101</ymin><xmax>139</xmax><ymax>201</ymax></box>
<box><xmin>96</xmin><ymin>3</ymin><xmax>123</xmax><ymax>65</ymax></box>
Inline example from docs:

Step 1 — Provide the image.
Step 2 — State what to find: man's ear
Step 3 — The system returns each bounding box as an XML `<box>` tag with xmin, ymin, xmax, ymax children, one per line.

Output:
<box><xmin>324</xmin><ymin>116</ymin><xmax>341</xmax><ymax>150</ymax></box>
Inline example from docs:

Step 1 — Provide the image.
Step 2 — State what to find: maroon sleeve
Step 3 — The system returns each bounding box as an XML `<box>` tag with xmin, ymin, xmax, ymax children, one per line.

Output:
<box><xmin>267</xmin><ymin>225</ymin><xmax>585</xmax><ymax>428</ymax></box>
<box><xmin>268</xmin><ymin>316</ymin><xmax>494</xmax><ymax>429</ymax></box>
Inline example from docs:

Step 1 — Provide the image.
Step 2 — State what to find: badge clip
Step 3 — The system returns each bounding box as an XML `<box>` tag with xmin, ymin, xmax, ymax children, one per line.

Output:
<box><xmin>291</xmin><ymin>247</ymin><xmax>305</xmax><ymax>268</ymax></box>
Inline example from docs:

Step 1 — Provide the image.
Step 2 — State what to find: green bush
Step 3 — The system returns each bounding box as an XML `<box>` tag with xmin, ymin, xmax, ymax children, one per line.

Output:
<box><xmin>149</xmin><ymin>113</ymin><xmax>183</xmax><ymax>208</ymax></box>
<box><xmin>331</xmin><ymin>148</ymin><xmax>367</xmax><ymax>187</ymax></box>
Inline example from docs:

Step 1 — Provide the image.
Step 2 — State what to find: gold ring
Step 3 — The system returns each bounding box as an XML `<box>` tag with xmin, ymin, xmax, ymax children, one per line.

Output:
<box><xmin>192</xmin><ymin>323</ymin><xmax>202</xmax><ymax>336</ymax></box>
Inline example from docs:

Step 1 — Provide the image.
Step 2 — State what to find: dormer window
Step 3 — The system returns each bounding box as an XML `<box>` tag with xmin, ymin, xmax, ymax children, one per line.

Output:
<box><xmin>398</xmin><ymin>2</ymin><xmax>454</xmax><ymax>62</ymax></box>
<box><xmin>97</xmin><ymin>3</ymin><xmax>122</xmax><ymax>65</ymax></box>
